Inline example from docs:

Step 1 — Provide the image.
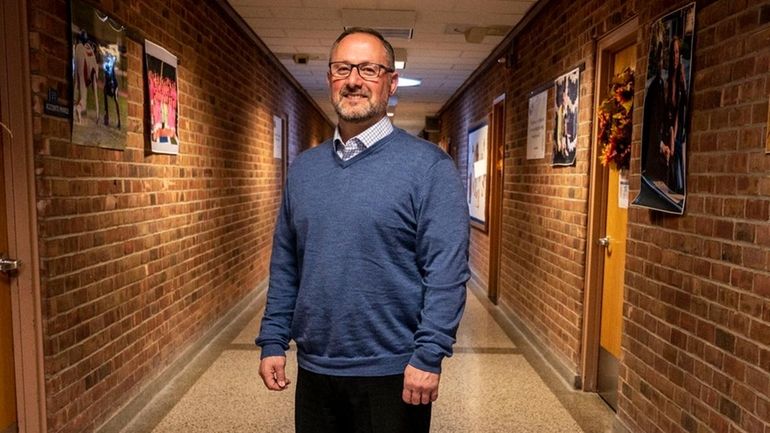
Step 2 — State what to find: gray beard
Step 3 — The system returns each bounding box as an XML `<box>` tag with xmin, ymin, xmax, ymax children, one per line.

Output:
<box><xmin>333</xmin><ymin>98</ymin><xmax>387</xmax><ymax>123</ymax></box>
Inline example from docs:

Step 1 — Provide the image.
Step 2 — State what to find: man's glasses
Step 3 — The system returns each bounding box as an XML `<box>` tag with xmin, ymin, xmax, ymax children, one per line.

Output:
<box><xmin>328</xmin><ymin>62</ymin><xmax>394</xmax><ymax>81</ymax></box>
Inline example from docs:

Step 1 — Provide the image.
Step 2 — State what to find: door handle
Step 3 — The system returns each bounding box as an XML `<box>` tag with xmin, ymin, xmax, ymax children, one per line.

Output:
<box><xmin>597</xmin><ymin>236</ymin><xmax>612</xmax><ymax>254</ymax></box>
<box><xmin>0</xmin><ymin>254</ymin><xmax>21</xmax><ymax>274</ymax></box>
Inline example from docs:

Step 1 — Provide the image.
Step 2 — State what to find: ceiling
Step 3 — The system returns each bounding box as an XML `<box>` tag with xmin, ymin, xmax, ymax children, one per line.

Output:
<box><xmin>227</xmin><ymin>0</ymin><xmax>539</xmax><ymax>134</ymax></box>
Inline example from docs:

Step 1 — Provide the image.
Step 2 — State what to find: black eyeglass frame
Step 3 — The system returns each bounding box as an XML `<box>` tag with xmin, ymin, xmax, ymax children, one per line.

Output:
<box><xmin>328</xmin><ymin>62</ymin><xmax>395</xmax><ymax>81</ymax></box>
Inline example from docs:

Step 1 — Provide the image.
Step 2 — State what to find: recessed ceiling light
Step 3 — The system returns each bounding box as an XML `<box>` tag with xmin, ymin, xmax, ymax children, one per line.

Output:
<box><xmin>397</xmin><ymin>78</ymin><xmax>421</xmax><ymax>87</ymax></box>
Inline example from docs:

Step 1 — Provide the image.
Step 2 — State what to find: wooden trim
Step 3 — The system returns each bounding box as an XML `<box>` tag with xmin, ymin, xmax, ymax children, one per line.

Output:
<box><xmin>0</xmin><ymin>0</ymin><xmax>47</xmax><ymax>431</ymax></box>
<box><xmin>581</xmin><ymin>17</ymin><xmax>638</xmax><ymax>392</ymax></box>
<box><xmin>487</xmin><ymin>95</ymin><xmax>505</xmax><ymax>304</ymax></box>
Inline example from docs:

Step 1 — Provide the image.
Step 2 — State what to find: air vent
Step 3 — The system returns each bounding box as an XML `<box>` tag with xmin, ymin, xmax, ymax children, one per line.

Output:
<box><xmin>342</xmin><ymin>26</ymin><xmax>412</xmax><ymax>40</ymax></box>
<box><xmin>342</xmin><ymin>9</ymin><xmax>416</xmax><ymax>40</ymax></box>
<box><xmin>341</xmin><ymin>26</ymin><xmax>414</xmax><ymax>40</ymax></box>
<box><xmin>372</xmin><ymin>27</ymin><xmax>413</xmax><ymax>40</ymax></box>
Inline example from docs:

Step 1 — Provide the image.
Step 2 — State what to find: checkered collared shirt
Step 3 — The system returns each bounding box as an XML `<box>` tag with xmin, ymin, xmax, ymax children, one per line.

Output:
<box><xmin>334</xmin><ymin>116</ymin><xmax>394</xmax><ymax>161</ymax></box>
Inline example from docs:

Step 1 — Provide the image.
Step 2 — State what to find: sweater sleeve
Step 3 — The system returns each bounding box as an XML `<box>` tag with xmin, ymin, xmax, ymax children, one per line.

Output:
<box><xmin>408</xmin><ymin>157</ymin><xmax>470</xmax><ymax>373</ymax></box>
<box><xmin>255</xmin><ymin>187</ymin><xmax>298</xmax><ymax>358</ymax></box>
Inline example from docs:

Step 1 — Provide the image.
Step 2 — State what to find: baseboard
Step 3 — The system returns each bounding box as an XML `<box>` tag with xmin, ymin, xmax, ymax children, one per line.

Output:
<box><xmin>467</xmin><ymin>280</ymin><xmax>581</xmax><ymax>389</ymax></box>
<box><xmin>95</xmin><ymin>279</ymin><xmax>268</xmax><ymax>433</ymax></box>
<box><xmin>613</xmin><ymin>416</ymin><xmax>632</xmax><ymax>433</ymax></box>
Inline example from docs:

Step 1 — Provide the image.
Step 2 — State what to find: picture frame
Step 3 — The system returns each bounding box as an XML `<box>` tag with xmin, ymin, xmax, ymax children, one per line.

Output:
<box><xmin>145</xmin><ymin>40</ymin><xmax>179</xmax><ymax>155</ymax></box>
<box><xmin>70</xmin><ymin>0</ymin><xmax>128</xmax><ymax>150</ymax></box>
<box><xmin>273</xmin><ymin>114</ymin><xmax>289</xmax><ymax>186</ymax></box>
<box><xmin>467</xmin><ymin>121</ymin><xmax>490</xmax><ymax>231</ymax></box>
<box><xmin>632</xmin><ymin>2</ymin><xmax>696</xmax><ymax>214</ymax></box>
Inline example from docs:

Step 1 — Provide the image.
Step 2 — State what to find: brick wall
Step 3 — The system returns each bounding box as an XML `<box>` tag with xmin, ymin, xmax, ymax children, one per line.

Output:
<box><xmin>442</xmin><ymin>0</ymin><xmax>636</xmax><ymax>371</ymax></box>
<box><xmin>621</xmin><ymin>2</ymin><xmax>770</xmax><ymax>433</ymax></box>
<box><xmin>28</xmin><ymin>1</ymin><xmax>332</xmax><ymax>432</ymax></box>
<box><xmin>440</xmin><ymin>0</ymin><xmax>770</xmax><ymax>432</ymax></box>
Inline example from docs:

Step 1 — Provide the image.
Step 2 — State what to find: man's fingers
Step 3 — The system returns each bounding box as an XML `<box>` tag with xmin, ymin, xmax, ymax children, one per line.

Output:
<box><xmin>402</xmin><ymin>364</ymin><xmax>440</xmax><ymax>405</ymax></box>
<box><xmin>421</xmin><ymin>390</ymin><xmax>431</xmax><ymax>405</ymax></box>
<box><xmin>274</xmin><ymin>365</ymin><xmax>288</xmax><ymax>388</ymax></box>
<box><xmin>430</xmin><ymin>388</ymin><xmax>439</xmax><ymax>402</ymax></box>
<box><xmin>259</xmin><ymin>356</ymin><xmax>290</xmax><ymax>391</ymax></box>
<box><xmin>410</xmin><ymin>389</ymin><xmax>421</xmax><ymax>405</ymax></box>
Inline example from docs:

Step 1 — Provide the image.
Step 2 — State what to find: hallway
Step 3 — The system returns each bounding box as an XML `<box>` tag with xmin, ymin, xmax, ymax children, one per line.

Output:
<box><xmin>105</xmin><ymin>283</ymin><xmax>614</xmax><ymax>433</ymax></box>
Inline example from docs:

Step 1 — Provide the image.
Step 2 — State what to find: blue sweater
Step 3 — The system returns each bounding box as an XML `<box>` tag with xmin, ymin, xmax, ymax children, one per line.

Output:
<box><xmin>256</xmin><ymin>128</ymin><xmax>470</xmax><ymax>376</ymax></box>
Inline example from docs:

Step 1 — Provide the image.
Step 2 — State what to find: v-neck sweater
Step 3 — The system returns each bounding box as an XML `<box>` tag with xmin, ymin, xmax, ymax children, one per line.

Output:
<box><xmin>256</xmin><ymin>128</ymin><xmax>470</xmax><ymax>376</ymax></box>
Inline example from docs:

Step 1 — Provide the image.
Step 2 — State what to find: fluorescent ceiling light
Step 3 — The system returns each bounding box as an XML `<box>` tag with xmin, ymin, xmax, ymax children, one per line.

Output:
<box><xmin>397</xmin><ymin>78</ymin><xmax>421</xmax><ymax>87</ymax></box>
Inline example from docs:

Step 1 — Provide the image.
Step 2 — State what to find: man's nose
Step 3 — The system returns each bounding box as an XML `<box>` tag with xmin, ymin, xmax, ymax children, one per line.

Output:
<box><xmin>345</xmin><ymin>66</ymin><xmax>365</xmax><ymax>86</ymax></box>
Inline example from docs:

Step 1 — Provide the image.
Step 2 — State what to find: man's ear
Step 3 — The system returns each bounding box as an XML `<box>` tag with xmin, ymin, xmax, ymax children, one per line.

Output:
<box><xmin>389</xmin><ymin>72</ymin><xmax>399</xmax><ymax>96</ymax></box>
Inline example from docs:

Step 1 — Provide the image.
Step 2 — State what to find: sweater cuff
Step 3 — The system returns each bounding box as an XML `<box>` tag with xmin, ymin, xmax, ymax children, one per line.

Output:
<box><xmin>259</xmin><ymin>343</ymin><xmax>286</xmax><ymax>359</ymax></box>
<box><xmin>408</xmin><ymin>348</ymin><xmax>443</xmax><ymax>374</ymax></box>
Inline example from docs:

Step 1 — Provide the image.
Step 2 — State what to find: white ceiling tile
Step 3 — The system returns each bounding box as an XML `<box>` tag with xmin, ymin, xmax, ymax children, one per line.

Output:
<box><xmin>231</xmin><ymin>0</ymin><xmax>538</xmax><ymax>131</ymax></box>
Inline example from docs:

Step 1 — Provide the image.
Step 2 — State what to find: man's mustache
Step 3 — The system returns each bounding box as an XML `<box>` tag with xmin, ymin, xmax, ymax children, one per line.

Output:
<box><xmin>340</xmin><ymin>88</ymin><xmax>370</xmax><ymax>97</ymax></box>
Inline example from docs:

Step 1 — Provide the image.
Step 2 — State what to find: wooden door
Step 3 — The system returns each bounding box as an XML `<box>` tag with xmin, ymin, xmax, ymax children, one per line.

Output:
<box><xmin>0</xmin><ymin>89</ymin><xmax>17</xmax><ymax>431</ymax></box>
<box><xmin>487</xmin><ymin>96</ymin><xmax>505</xmax><ymax>304</ymax></box>
<box><xmin>596</xmin><ymin>44</ymin><xmax>635</xmax><ymax>411</ymax></box>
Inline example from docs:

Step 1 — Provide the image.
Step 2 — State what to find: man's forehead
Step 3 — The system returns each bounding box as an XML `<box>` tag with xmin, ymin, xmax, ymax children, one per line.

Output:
<box><xmin>331</xmin><ymin>33</ymin><xmax>387</xmax><ymax>60</ymax></box>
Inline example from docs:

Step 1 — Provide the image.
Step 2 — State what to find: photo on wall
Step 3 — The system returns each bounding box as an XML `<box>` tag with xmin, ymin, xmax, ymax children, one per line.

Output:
<box><xmin>632</xmin><ymin>2</ymin><xmax>696</xmax><ymax>215</ymax></box>
<box><xmin>467</xmin><ymin>122</ymin><xmax>489</xmax><ymax>230</ymax></box>
<box><xmin>70</xmin><ymin>0</ymin><xmax>128</xmax><ymax>150</ymax></box>
<box><xmin>552</xmin><ymin>67</ymin><xmax>580</xmax><ymax>166</ymax></box>
<box><xmin>145</xmin><ymin>40</ymin><xmax>179</xmax><ymax>154</ymax></box>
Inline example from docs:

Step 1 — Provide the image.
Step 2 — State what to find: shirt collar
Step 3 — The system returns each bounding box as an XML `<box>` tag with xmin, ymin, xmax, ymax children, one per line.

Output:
<box><xmin>333</xmin><ymin>116</ymin><xmax>394</xmax><ymax>149</ymax></box>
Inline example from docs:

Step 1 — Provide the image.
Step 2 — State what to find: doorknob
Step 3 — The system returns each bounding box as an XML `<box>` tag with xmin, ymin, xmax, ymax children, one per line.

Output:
<box><xmin>597</xmin><ymin>236</ymin><xmax>610</xmax><ymax>247</ymax></box>
<box><xmin>0</xmin><ymin>254</ymin><xmax>21</xmax><ymax>274</ymax></box>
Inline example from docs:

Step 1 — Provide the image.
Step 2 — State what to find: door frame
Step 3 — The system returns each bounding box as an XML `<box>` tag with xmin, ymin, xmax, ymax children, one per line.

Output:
<box><xmin>487</xmin><ymin>93</ymin><xmax>505</xmax><ymax>304</ymax></box>
<box><xmin>0</xmin><ymin>0</ymin><xmax>47</xmax><ymax>431</ymax></box>
<box><xmin>581</xmin><ymin>17</ymin><xmax>638</xmax><ymax>392</ymax></box>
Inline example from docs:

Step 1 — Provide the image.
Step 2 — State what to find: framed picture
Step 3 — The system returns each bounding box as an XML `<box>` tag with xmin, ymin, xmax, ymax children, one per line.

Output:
<box><xmin>467</xmin><ymin>121</ymin><xmax>489</xmax><ymax>231</ymax></box>
<box><xmin>145</xmin><ymin>40</ymin><xmax>179</xmax><ymax>154</ymax></box>
<box><xmin>632</xmin><ymin>2</ymin><xmax>695</xmax><ymax>214</ymax></box>
<box><xmin>552</xmin><ymin>68</ymin><xmax>580</xmax><ymax>166</ymax></box>
<box><xmin>273</xmin><ymin>114</ymin><xmax>288</xmax><ymax>186</ymax></box>
<box><xmin>70</xmin><ymin>0</ymin><xmax>128</xmax><ymax>149</ymax></box>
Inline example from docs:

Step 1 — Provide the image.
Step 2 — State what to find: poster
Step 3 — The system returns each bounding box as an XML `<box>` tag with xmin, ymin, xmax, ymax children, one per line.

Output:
<box><xmin>632</xmin><ymin>3</ymin><xmax>695</xmax><ymax>214</ymax></box>
<box><xmin>70</xmin><ymin>0</ymin><xmax>128</xmax><ymax>149</ymax></box>
<box><xmin>552</xmin><ymin>68</ymin><xmax>580</xmax><ymax>166</ymax></box>
<box><xmin>145</xmin><ymin>40</ymin><xmax>179</xmax><ymax>154</ymax></box>
<box><xmin>273</xmin><ymin>115</ymin><xmax>283</xmax><ymax>159</ymax></box>
<box><xmin>527</xmin><ymin>90</ymin><xmax>547</xmax><ymax>160</ymax></box>
<box><xmin>467</xmin><ymin>123</ymin><xmax>488</xmax><ymax>228</ymax></box>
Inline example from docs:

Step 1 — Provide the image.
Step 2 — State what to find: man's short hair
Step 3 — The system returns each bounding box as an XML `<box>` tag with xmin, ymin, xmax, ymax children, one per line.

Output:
<box><xmin>329</xmin><ymin>27</ymin><xmax>395</xmax><ymax>69</ymax></box>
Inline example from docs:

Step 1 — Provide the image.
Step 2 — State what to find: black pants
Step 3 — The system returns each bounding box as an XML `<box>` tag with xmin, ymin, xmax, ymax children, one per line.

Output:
<box><xmin>295</xmin><ymin>367</ymin><xmax>432</xmax><ymax>433</ymax></box>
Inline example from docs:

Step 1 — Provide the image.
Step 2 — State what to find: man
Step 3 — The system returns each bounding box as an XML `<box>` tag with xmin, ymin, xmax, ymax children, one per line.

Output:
<box><xmin>256</xmin><ymin>27</ymin><xmax>470</xmax><ymax>433</ymax></box>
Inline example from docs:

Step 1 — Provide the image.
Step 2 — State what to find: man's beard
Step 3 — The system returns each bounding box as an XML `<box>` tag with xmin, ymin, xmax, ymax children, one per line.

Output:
<box><xmin>333</xmin><ymin>90</ymin><xmax>387</xmax><ymax>122</ymax></box>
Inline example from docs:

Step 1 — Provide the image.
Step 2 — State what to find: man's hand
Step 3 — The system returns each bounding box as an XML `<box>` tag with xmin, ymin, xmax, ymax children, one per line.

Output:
<box><xmin>402</xmin><ymin>364</ymin><xmax>440</xmax><ymax>405</ymax></box>
<box><xmin>259</xmin><ymin>356</ymin><xmax>291</xmax><ymax>391</ymax></box>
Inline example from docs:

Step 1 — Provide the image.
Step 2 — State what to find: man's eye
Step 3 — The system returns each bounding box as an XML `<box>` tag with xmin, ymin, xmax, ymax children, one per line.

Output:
<box><xmin>336</xmin><ymin>66</ymin><xmax>351</xmax><ymax>74</ymax></box>
<box><xmin>360</xmin><ymin>66</ymin><xmax>377</xmax><ymax>75</ymax></box>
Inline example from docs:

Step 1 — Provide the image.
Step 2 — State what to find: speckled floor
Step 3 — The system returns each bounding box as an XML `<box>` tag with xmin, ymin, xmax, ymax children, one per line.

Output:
<box><xmin>107</xmin><ymin>285</ymin><xmax>615</xmax><ymax>433</ymax></box>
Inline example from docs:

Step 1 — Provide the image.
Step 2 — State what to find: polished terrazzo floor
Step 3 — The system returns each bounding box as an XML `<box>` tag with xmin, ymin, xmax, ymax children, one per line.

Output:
<box><xmin>106</xmin><ymin>284</ymin><xmax>615</xmax><ymax>433</ymax></box>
